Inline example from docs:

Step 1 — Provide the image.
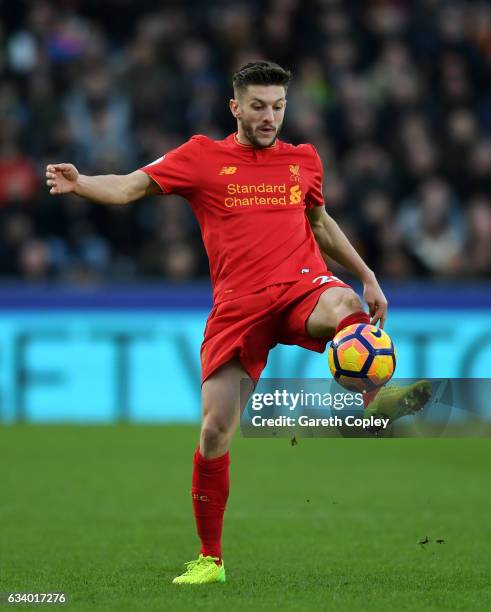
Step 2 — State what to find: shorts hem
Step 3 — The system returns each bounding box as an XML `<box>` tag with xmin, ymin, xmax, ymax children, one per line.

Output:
<box><xmin>201</xmin><ymin>350</ymin><xmax>262</xmax><ymax>385</ymax></box>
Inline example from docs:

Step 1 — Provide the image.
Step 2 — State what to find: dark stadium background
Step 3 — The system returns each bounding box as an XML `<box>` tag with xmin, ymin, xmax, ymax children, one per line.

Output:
<box><xmin>1</xmin><ymin>0</ymin><xmax>490</xmax><ymax>284</ymax></box>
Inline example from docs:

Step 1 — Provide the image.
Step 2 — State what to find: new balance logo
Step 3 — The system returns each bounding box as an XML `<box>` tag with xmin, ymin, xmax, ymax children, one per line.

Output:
<box><xmin>219</xmin><ymin>166</ymin><xmax>237</xmax><ymax>175</ymax></box>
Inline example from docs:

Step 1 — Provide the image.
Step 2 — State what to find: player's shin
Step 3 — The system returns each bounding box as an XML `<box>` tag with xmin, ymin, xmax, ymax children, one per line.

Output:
<box><xmin>191</xmin><ymin>447</ymin><xmax>230</xmax><ymax>562</ymax></box>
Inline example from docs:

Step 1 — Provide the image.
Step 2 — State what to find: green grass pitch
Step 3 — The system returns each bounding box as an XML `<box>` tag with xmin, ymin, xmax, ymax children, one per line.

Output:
<box><xmin>1</xmin><ymin>425</ymin><xmax>490</xmax><ymax>611</ymax></box>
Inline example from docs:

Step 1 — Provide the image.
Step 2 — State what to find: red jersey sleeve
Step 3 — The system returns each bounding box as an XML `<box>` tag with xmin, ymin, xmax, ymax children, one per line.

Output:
<box><xmin>140</xmin><ymin>135</ymin><xmax>202</xmax><ymax>196</ymax></box>
<box><xmin>305</xmin><ymin>145</ymin><xmax>325</xmax><ymax>209</ymax></box>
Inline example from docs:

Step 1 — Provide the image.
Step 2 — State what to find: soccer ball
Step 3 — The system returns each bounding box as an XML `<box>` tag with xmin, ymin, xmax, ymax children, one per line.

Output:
<box><xmin>328</xmin><ymin>324</ymin><xmax>396</xmax><ymax>392</ymax></box>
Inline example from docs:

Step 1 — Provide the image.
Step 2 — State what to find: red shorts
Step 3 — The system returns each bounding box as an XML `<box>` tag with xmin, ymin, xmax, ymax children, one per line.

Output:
<box><xmin>200</xmin><ymin>272</ymin><xmax>351</xmax><ymax>382</ymax></box>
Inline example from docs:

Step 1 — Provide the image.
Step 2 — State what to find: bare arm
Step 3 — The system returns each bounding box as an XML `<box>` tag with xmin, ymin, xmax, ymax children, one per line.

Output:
<box><xmin>45</xmin><ymin>163</ymin><xmax>161</xmax><ymax>204</ymax></box>
<box><xmin>307</xmin><ymin>206</ymin><xmax>388</xmax><ymax>327</ymax></box>
<box><xmin>307</xmin><ymin>205</ymin><xmax>372</xmax><ymax>280</ymax></box>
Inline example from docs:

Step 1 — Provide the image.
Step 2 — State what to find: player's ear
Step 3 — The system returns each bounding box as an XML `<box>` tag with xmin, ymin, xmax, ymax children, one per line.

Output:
<box><xmin>229</xmin><ymin>98</ymin><xmax>240</xmax><ymax>119</ymax></box>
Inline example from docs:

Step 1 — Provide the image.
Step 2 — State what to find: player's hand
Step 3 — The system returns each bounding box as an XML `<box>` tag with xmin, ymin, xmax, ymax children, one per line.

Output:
<box><xmin>45</xmin><ymin>163</ymin><xmax>79</xmax><ymax>195</ymax></box>
<box><xmin>363</xmin><ymin>277</ymin><xmax>388</xmax><ymax>328</ymax></box>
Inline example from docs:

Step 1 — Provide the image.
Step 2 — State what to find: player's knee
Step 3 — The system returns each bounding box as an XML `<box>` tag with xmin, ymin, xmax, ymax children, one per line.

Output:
<box><xmin>200</xmin><ymin>418</ymin><xmax>231</xmax><ymax>454</ymax></box>
<box><xmin>307</xmin><ymin>288</ymin><xmax>363</xmax><ymax>338</ymax></box>
<box><xmin>335</xmin><ymin>289</ymin><xmax>363</xmax><ymax>316</ymax></box>
<box><xmin>317</xmin><ymin>288</ymin><xmax>362</xmax><ymax>321</ymax></box>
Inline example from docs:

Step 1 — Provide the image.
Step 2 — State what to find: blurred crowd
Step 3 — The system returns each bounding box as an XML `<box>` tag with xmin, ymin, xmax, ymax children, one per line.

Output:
<box><xmin>1</xmin><ymin>0</ymin><xmax>490</xmax><ymax>283</ymax></box>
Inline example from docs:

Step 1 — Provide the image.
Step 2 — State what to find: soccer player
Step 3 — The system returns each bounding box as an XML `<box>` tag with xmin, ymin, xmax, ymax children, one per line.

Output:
<box><xmin>46</xmin><ymin>61</ymin><xmax>429</xmax><ymax>585</ymax></box>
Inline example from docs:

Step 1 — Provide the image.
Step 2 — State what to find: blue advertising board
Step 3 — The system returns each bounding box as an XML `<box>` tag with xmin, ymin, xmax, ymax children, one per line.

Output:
<box><xmin>0</xmin><ymin>284</ymin><xmax>489</xmax><ymax>423</ymax></box>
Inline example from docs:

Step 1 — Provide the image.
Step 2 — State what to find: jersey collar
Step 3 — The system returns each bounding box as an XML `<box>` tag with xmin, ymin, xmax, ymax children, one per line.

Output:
<box><xmin>230</xmin><ymin>132</ymin><xmax>279</xmax><ymax>150</ymax></box>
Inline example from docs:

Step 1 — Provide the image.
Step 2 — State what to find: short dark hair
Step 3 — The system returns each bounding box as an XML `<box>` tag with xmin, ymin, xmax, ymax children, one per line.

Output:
<box><xmin>232</xmin><ymin>61</ymin><xmax>292</xmax><ymax>96</ymax></box>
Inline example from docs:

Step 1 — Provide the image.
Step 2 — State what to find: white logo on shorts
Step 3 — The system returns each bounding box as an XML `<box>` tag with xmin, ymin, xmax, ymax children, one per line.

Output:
<box><xmin>301</xmin><ymin>268</ymin><xmax>310</xmax><ymax>274</ymax></box>
<box><xmin>312</xmin><ymin>275</ymin><xmax>341</xmax><ymax>285</ymax></box>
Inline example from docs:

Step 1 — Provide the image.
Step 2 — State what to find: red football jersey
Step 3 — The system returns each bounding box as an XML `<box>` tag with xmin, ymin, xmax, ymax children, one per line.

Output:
<box><xmin>140</xmin><ymin>133</ymin><xmax>329</xmax><ymax>303</ymax></box>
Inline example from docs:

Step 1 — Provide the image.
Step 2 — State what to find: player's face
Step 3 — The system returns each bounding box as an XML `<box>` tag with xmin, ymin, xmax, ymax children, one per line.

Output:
<box><xmin>231</xmin><ymin>85</ymin><xmax>287</xmax><ymax>148</ymax></box>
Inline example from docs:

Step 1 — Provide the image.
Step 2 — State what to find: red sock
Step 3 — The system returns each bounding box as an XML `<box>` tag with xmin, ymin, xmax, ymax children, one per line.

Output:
<box><xmin>335</xmin><ymin>311</ymin><xmax>370</xmax><ymax>336</ymax></box>
<box><xmin>192</xmin><ymin>447</ymin><xmax>230</xmax><ymax>562</ymax></box>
